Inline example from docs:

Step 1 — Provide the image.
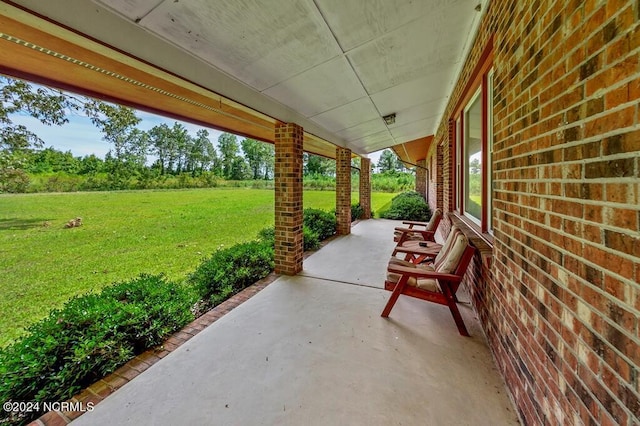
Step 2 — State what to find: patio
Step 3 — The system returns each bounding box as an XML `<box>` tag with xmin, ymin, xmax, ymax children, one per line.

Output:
<box><xmin>72</xmin><ymin>219</ymin><xmax>518</xmax><ymax>425</ymax></box>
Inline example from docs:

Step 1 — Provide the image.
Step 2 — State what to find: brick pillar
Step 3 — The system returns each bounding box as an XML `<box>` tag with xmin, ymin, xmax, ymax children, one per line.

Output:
<box><xmin>274</xmin><ymin>123</ymin><xmax>303</xmax><ymax>275</ymax></box>
<box><xmin>416</xmin><ymin>159</ymin><xmax>427</xmax><ymax>200</ymax></box>
<box><xmin>336</xmin><ymin>147</ymin><xmax>352</xmax><ymax>235</ymax></box>
<box><xmin>359</xmin><ymin>157</ymin><xmax>371</xmax><ymax>219</ymax></box>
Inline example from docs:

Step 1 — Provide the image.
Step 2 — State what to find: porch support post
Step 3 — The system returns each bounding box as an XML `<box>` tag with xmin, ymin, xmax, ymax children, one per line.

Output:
<box><xmin>336</xmin><ymin>147</ymin><xmax>352</xmax><ymax>235</ymax></box>
<box><xmin>416</xmin><ymin>159</ymin><xmax>427</xmax><ymax>200</ymax></box>
<box><xmin>274</xmin><ymin>122</ymin><xmax>303</xmax><ymax>275</ymax></box>
<box><xmin>359</xmin><ymin>157</ymin><xmax>372</xmax><ymax>219</ymax></box>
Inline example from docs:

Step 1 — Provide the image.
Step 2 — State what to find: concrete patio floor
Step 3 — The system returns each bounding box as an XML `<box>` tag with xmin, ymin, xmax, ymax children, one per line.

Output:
<box><xmin>72</xmin><ymin>219</ymin><xmax>519</xmax><ymax>426</ymax></box>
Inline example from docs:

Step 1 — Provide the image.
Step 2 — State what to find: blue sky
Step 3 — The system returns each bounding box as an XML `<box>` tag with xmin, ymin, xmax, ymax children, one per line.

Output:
<box><xmin>10</xmin><ymin>110</ymin><xmax>224</xmax><ymax>158</ymax></box>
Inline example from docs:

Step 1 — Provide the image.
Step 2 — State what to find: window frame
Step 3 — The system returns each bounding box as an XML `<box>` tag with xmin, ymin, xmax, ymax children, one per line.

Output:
<box><xmin>462</xmin><ymin>86</ymin><xmax>482</xmax><ymax>227</ymax></box>
<box><xmin>486</xmin><ymin>68</ymin><xmax>494</xmax><ymax>234</ymax></box>
<box><xmin>451</xmin><ymin>39</ymin><xmax>494</xmax><ymax>237</ymax></box>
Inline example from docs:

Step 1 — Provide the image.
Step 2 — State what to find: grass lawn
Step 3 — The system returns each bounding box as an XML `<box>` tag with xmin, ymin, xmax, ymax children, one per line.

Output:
<box><xmin>0</xmin><ymin>188</ymin><xmax>395</xmax><ymax>347</ymax></box>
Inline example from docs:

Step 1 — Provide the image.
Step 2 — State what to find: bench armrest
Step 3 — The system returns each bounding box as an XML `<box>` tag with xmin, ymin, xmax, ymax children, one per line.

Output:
<box><xmin>387</xmin><ymin>264</ymin><xmax>461</xmax><ymax>282</ymax></box>
<box><xmin>402</xmin><ymin>220</ymin><xmax>430</xmax><ymax>227</ymax></box>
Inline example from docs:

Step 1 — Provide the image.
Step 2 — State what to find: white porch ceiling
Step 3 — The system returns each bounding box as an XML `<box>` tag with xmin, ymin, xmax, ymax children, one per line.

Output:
<box><xmin>9</xmin><ymin>0</ymin><xmax>486</xmax><ymax>156</ymax></box>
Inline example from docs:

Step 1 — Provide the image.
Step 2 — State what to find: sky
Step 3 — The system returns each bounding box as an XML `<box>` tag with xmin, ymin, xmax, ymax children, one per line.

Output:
<box><xmin>10</xmin><ymin>108</ymin><xmax>384</xmax><ymax>164</ymax></box>
<box><xmin>9</xmin><ymin>110</ymin><xmax>224</xmax><ymax>158</ymax></box>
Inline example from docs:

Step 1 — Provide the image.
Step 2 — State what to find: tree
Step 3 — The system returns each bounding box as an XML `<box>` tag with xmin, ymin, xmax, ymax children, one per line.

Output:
<box><xmin>262</xmin><ymin>143</ymin><xmax>274</xmax><ymax>179</ymax></box>
<box><xmin>377</xmin><ymin>149</ymin><xmax>396</xmax><ymax>173</ymax></box>
<box><xmin>217</xmin><ymin>133</ymin><xmax>239</xmax><ymax>179</ymax></box>
<box><xmin>87</xmin><ymin>102</ymin><xmax>143</xmax><ymax>161</ymax></box>
<box><xmin>0</xmin><ymin>76</ymin><xmax>103</xmax><ymax>189</ymax></box>
<box><xmin>469</xmin><ymin>157</ymin><xmax>481</xmax><ymax>174</ymax></box>
<box><xmin>1</xmin><ymin>77</ymin><xmax>97</xmax><ymax>156</ymax></box>
<box><xmin>78</xmin><ymin>154</ymin><xmax>105</xmax><ymax>175</ymax></box>
<box><xmin>241</xmin><ymin>138</ymin><xmax>274</xmax><ymax>180</ymax></box>
<box><xmin>26</xmin><ymin>147</ymin><xmax>80</xmax><ymax>174</ymax></box>
<box><xmin>148</xmin><ymin>123</ymin><xmax>172</xmax><ymax>174</ymax></box>
<box><xmin>88</xmin><ymin>102</ymin><xmax>146</xmax><ymax>187</ymax></box>
<box><xmin>170</xmin><ymin>122</ymin><xmax>190</xmax><ymax>174</ymax></box>
<box><xmin>189</xmin><ymin>129</ymin><xmax>216</xmax><ymax>175</ymax></box>
<box><xmin>207</xmin><ymin>140</ymin><xmax>222</xmax><ymax>176</ymax></box>
<box><xmin>304</xmin><ymin>153</ymin><xmax>335</xmax><ymax>176</ymax></box>
<box><xmin>229</xmin><ymin>156</ymin><xmax>251</xmax><ymax>180</ymax></box>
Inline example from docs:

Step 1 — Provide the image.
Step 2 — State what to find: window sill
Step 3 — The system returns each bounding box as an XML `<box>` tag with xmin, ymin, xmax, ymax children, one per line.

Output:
<box><xmin>449</xmin><ymin>212</ymin><xmax>493</xmax><ymax>268</ymax></box>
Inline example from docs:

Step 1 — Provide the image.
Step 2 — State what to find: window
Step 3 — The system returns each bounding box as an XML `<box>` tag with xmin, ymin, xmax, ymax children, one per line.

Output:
<box><xmin>453</xmin><ymin>64</ymin><xmax>493</xmax><ymax>234</ymax></box>
<box><xmin>463</xmin><ymin>88</ymin><xmax>483</xmax><ymax>224</ymax></box>
<box><xmin>454</xmin><ymin>117</ymin><xmax>462</xmax><ymax>210</ymax></box>
<box><xmin>486</xmin><ymin>69</ymin><xmax>494</xmax><ymax>232</ymax></box>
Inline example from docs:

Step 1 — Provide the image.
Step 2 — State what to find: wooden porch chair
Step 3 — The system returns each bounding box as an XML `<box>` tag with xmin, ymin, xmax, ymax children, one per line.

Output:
<box><xmin>392</xmin><ymin>208</ymin><xmax>443</xmax><ymax>244</ymax></box>
<box><xmin>381</xmin><ymin>230</ymin><xmax>476</xmax><ymax>336</ymax></box>
<box><xmin>392</xmin><ymin>224</ymin><xmax>461</xmax><ymax>264</ymax></box>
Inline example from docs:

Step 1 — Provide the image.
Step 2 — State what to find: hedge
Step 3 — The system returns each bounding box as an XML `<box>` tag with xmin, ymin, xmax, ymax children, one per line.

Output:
<box><xmin>188</xmin><ymin>241</ymin><xmax>275</xmax><ymax>307</ymax></box>
<box><xmin>380</xmin><ymin>191</ymin><xmax>431</xmax><ymax>221</ymax></box>
<box><xmin>0</xmin><ymin>274</ymin><xmax>196</xmax><ymax>425</ymax></box>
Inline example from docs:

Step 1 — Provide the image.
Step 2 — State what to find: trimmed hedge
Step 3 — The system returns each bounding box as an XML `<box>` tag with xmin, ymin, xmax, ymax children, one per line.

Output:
<box><xmin>350</xmin><ymin>203</ymin><xmax>373</xmax><ymax>221</ymax></box>
<box><xmin>303</xmin><ymin>208</ymin><xmax>336</xmax><ymax>240</ymax></box>
<box><xmin>380</xmin><ymin>191</ymin><xmax>431</xmax><ymax>221</ymax></box>
<box><xmin>257</xmin><ymin>208</ymin><xmax>336</xmax><ymax>252</ymax></box>
<box><xmin>256</xmin><ymin>226</ymin><xmax>321</xmax><ymax>251</ymax></box>
<box><xmin>188</xmin><ymin>241</ymin><xmax>274</xmax><ymax>306</ymax></box>
<box><xmin>0</xmin><ymin>274</ymin><xmax>196</xmax><ymax>425</ymax></box>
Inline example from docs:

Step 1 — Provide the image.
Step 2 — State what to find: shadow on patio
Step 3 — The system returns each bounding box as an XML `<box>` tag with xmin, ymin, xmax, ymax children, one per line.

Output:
<box><xmin>71</xmin><ymin>219</ymin><xmax>518</xmax><ymax>425</ymax></box>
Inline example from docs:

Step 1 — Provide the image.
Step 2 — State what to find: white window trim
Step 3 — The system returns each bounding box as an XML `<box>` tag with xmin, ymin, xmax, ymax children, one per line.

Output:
<box><xmin>463</xmin><ymin>87</ymin><xmax>482</xmax><ymax>227</ymax></box>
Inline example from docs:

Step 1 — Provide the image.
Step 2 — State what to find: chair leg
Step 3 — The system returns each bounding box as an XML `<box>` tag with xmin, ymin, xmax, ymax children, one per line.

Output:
<box><xmin>440</xmin><ymin>282</ymin><xmax>469</xmax><ymax>336</ymax></box>
<box><xmin>381</xmin><ymin>276</ymin><xmax>408</xmax><ymax>317</ymax></box>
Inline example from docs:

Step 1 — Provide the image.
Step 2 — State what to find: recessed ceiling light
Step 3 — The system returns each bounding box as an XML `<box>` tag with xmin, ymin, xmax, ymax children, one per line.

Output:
<box><xmin>383</xmin><ymin>113</ymin><xmax>396</xmax><ymax>125</ymax></box>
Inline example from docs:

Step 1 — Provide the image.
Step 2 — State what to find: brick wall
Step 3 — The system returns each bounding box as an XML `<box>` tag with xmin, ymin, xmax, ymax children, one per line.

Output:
<box><xmin>416</xmin><ymin>159</ymin><xmax>427</xmax><ymax>200</ymax></box>
<box><xmin>336</xmin><ymin>147</ymin><xmax>352</xmax><ymax>235</ymax></box>
<box><xmin>359</xmin><ymin>157</ymin><xmax>372</xmax><ymax>219</ymax></box>
<box><xmin>274</xmin><ymin>123</ymin><xmax>303</xmax><ymax>275</ymax></box>
<box><xmin>435</xmin><ymin>144</ymin><xmax>444</xmax><ymax>211</ymax></box>
<box><xmin>428</xmin><ymin>1</ymin><xmax>640</xmax><ymax>424</ymax></box>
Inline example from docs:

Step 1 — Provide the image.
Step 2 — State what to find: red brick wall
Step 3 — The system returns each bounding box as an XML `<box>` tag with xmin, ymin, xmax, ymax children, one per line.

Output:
<box><xmin>359</xmin><ymin>157</ymin><xmax>372</xmax><ymax>219</ymax></box>
<box><xmin>429</xmin><ymin>1</ymin><xmax>640</xmax><ymax>424</ymax></box>
<box><xmin>274</xmin><ymin>123</ymin><xmax>303</xmax><ymax>275</ymax></box>
<box><xmin>416</xmin><ymin>159</ymin><xmax>427</xmax><ymax>200</ymax></box>
<box><xmin>434</xmin><ymin>144</ymin><xmax>444</xmax><ymax>212</ymax></box>
<box><xmin>336</xmin><ymin>147</ymin><xmax>352</xmax><ymax>234</ymax></box>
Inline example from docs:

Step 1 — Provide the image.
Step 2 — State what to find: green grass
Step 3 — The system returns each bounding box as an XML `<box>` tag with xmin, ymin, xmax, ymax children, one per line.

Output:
<box><xmin>0</xmin><ymin>188</ymin><xmax>395</xmax><ymax>347</ymax></box>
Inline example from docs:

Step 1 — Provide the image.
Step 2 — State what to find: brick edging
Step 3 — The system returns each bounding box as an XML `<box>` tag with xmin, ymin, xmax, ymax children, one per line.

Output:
<box><xmin>29</xmin><ymin>271</ymin><xmax>281</xmax><ymax>426</ymax></box>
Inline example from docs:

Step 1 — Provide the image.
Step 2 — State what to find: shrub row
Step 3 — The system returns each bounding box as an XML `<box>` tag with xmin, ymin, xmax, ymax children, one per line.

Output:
<box><xmin>188</xmin><ymin>241</ymin><xmax>275</xmax><ymax>307</ymax></box>
<box><xmin>0</xmin><ymin>275</ymin><xmax>197</xmax><ymax>425</ymax></box>
<box><xmin>379</xmin><ymin>191</ymin><xmax>431</xmax><ymax>221</ymax></box>
<box><xmin>4</xmin><ymin>171</ymin><xmax>414</xmax><ymax>193</ymax></box>
<box><xmin>256</xmin><ymin>208</ymin><xmax>337</xmax><ymax>252</ymax></box>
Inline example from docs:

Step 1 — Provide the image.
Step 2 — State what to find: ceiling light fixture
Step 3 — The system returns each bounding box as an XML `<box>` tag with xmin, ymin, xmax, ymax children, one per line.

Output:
<box><xmin>383</xmin><ymin>113</ymin><xmax>396</xmax><ymax>125</ymax></box>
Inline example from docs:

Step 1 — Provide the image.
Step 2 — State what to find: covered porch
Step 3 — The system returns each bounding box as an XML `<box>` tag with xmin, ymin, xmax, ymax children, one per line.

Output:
<box><xmin>4</xmin><ymin>0</ymin><xmax>640</xmax><ymax>424</ymax></box>
<box><xmin>70</xmin><ymin>219</ymin><xmax>517</xmax><ymax>425</ymax></box>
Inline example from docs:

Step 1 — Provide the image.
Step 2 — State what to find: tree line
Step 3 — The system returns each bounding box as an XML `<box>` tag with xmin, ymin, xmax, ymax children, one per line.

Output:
<box><xmin>0</xmin><ymin>75</ymin><xmax>409</xmax><ymax>193</ymax></box>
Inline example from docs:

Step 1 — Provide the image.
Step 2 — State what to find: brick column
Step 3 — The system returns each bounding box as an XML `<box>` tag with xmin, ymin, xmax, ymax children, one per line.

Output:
<box><xmin>359</xmin><ymin>157</ymin><xmax>371</xmax><ymax>219</ymax></box>
<box><xmin>274</xmin><ymin>123</ymin><xmax>303</xmax><ymax>275</ymax></box>
<box><xmin>416</xmin><ymin>158</ymin><xmax>427</xmax><ymax>200</ymax></box>
<box><xmin>336</xmin><ymin>147</ymin><xmax>351</xmax><ymax>235</ymax></box>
